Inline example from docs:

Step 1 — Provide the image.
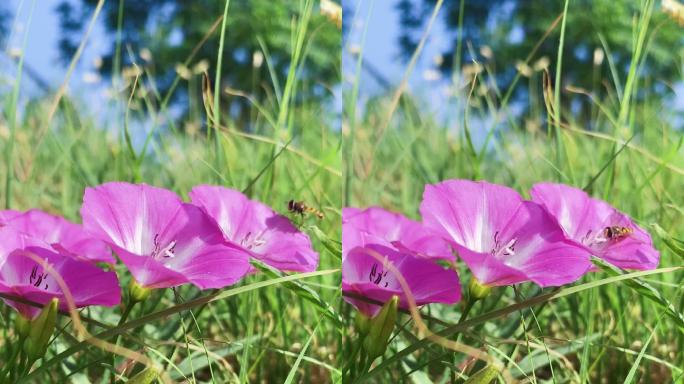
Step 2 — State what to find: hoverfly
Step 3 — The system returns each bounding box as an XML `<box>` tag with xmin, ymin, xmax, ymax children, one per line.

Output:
<box><xmin>287</xmin><ymin>200</ymin><xmax>324</xmax><ymax>219</ymax></box>
<box><xmin>603</xmin><ymin>226</ymin><xmax>633</xmax><ymax>241</ymax></box>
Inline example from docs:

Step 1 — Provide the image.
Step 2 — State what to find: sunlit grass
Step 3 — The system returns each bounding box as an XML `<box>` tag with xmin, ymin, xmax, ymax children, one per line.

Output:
<box><xmin>0</xmin><ymin>0</ymin><xmax>341</xmax><ymax>382</ymax></box>
<box><xmin>344</xmin><ymin>0</ymin><xmax>684</xmax><ymax>382</ymax></box>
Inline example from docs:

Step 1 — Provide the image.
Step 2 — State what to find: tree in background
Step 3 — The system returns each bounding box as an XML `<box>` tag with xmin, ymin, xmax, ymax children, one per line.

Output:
<box><xmin>56</xmin><ymin>0</ymin><xmax>340</xmax><ymax>128</ymax></box>
<box><xmin>397</xmin><ymin>0</ymin><xmax>683</xmax><ymax>128</ymax></box>
<box><xmin>0</xmin><ymin>4</ymin><xmax>10</xmax><ymax>46</ymax></box>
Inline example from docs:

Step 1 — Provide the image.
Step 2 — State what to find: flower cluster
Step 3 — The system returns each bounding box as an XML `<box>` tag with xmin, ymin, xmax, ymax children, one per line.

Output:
<box><xmin>0</xmin><ymin>182</ymin><xmax>319</xmax><ymax>320</ymax></box>
<box><xmin>342</xmin><ymin>179</ymin><xmax>659</xmax><ymax>316</ymax></box>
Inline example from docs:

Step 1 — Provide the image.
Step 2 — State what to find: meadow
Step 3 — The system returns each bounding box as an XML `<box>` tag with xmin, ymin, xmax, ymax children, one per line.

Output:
<box><xmin>0</xmin><ymin>1</ymin><xmax>342</xmax><ymax>383</ymax></box>
<box><xmin>343</xmin><ymin>0</ymin><xmax>684</xmax><ymax>382</ymax></box>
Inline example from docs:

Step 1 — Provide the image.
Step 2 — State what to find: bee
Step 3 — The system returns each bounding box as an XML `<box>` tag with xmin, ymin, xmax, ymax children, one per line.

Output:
<box><xmin>287</xmin><ymin>200</ymin><xmax>324</xmax><ymax>219</ymax></box>
<box><xmin>603</xmin><ymin>226</ymin><xmax>633</xmax><ymax>241</ymax></box>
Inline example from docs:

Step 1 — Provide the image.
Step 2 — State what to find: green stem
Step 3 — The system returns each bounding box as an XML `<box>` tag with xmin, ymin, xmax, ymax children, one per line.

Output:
<box><xmin>0</xmin><ymin>336</ymin><xmax>23</xmax><ymax>381</ymax></box>
<box><xmin>459</xmin><ymin>297</ymin><xmax>476</xmax><ymax>324</ymax></box>
<box><xmin>212</xmin><ymin>0</ymin><xmax>231</xmax><ymax>178</ymax></box>
<box><xmin>553</xmin><ymin>0</ymin><xmax>570</xmax><ymax>181</ymax></box>
<box><xmin>118</xmin><ymin>301</ymin><xmax>135</xmax><ymax>327</ymax></box>
<box><xmin>110</xmin><ymin>301</ymin><xmax>137</xmax><ymax>378</ymax></box>
<box><xmin>342</xmin><ymin>336</ymin><xmax>363</xmax><ymax>377</ymax></box>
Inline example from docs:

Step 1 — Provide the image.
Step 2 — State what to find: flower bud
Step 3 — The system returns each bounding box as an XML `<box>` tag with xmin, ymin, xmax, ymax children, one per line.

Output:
<box><xmin>23</xmin><ymin>338</ymin><xmax>34</xmax><ymax>358</ymax></box>
<box><xmin>468</xmin><ymin>278</ymin><xmax>491</xmax><ymax>301</ymax></box>
<box><xmin>355</xmin><ymin>311</ymin><xmax>371</xmax><ymax>336</ymax></box>
<box><xmin>127</xmin><ymin>367</ymin><xmax>160</xmax><ymax>384</ymax></box>
<box><xmin>129</xmin><ymin>279</ymin><xmax>151</xmax><ymax>303</ymax></box>
<box><xmin>14</xmin><ymin>313</ymin><xmax>30</xmax><ymax>338</ymax></box>
<box><xmin>26</xmin><ymin>298</ymin><xmax>58</xmax><ymax>360</ymax></box>
<box><xmin>363</xmin><ymin>296</ymin><xmax>398</xmax><ymax>360</ymax></box>
<box><xmin>464</xmin><ymin>365</ymin><xmax>499</xmax><ymax>384</ymax></box>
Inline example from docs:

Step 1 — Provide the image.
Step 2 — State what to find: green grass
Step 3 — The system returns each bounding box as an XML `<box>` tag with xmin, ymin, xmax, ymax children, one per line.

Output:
<box><xmin>0</xmin><ymin>1</ymin><xmax>341</xmax><ymax>383</ymax></box>
<box><xmin>344</xmin><ymin>0</ymin><xmax>684</xmax><ymax>382</ymax></box>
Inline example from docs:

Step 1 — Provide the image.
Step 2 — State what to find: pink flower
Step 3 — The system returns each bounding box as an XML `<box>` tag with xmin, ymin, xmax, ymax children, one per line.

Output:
<box><xmin>530</xmin><ymin>183</ymin><xmax>659</xmax><ymax>270</ymax></box>
<box><xmin>0</xmin><ymin>209</ymin><xmax>114</xmax><ymax>264</ymax></box>
<box><xmin>189</xmin><ymin>185</ymin><xmax>318</xmax><ymax>272</ymax></box>
<box><xmin>0</xmin><ymin>210</ymin><xmax>21</xmax><ymax>223</ymax></box>
<box><xmin>342</xmin><ymin>207</ymin><xmax>461</xmax><ymax>317</ymax></box>
<box><xmin>343</xmin><ymin>207</ymin><xmax>453</xmax><ymax>261</ymax></box>
<box><xmin>421</xmin><ymin>180</ymin><xmax>593</xmax><ymax>287</ymax></box>
<box><xmin>0</xmin><ymin>226</ymin><xmax>121</xmax><ymax>319</ymax></box>
<box><xmin>81</xmin><ymin>182</ymin><xmax>251</xmax><ymax>289</ymax></box>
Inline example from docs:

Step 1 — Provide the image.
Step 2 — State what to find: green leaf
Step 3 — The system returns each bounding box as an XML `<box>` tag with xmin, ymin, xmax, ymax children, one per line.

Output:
<box><xmin>359</xmin><ymin>266</ymin><xmax>683</xmax><ymax>382</ymax></box>
<box><xmin>250</xmin><ymin>260</ymin><xmax>342</xmax><ymax>326</ymax></box>
<box><xmin>19</xmin><ymin>268</ymin><xmax>338</xmax><ymax>383</ymax></box>
<box><xmin>309</xmin><ymin>225</ymin><xmax>342</xmax><ymax>260</ymax></box>
<box><xmin>652</xmin><ymin>223</ymin><xmax>684</xmax><ymax>260</ymax></box>
<box><xmin>283</xmin><ymin>321</ymin><xmax>319</xmax><ymax>384</ymax></box>
<box><xmin>170</xmin><ymin>335</ymin><xmax>264</xmax><ymax>380</ymax></box>
<box><xmin>623</xmin><ymin>314</ymin><xmax>662</xmax><ymax>383</ymax></box>
<box><xmin>464</xmin><ymin>365</ymin><xmax>500</xmax><ymax>384</ymax></box>
<box><xmin>591</xmin><ymin>257</ymin><xmax>684</xmax><ymax>331</ymax></box>
<box><xmin>127</xmin><ymin>367</ymin><xmax>159</xmax><ymax>384</ymax></box>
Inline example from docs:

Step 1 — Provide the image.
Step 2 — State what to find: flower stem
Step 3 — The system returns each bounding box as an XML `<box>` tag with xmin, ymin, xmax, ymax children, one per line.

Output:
<box><xmin>459</xmin><ymin>298</ymin><xmax>475</xmax><ymax>324</ymax></box>
<box><xmin>118</xmin><ymin>301</ymin><xmax>136</xmax><ymax>327</ymax></box>
<box><xmin>110</xmin><ymin>301</ymin><xmax>137</xmax><ymax>377</ymax></box>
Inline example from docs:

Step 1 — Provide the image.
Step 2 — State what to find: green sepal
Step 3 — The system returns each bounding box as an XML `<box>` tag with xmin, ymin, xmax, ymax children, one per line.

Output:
<box><xmin>363</xmin><ymin>296</ymin><xmax>398</xmax><ymax>360</ymax></box>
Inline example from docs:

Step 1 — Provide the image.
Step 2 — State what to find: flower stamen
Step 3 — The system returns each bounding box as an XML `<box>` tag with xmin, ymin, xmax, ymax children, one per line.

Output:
<box><xmin>29</xmin><ymin>266</ymin><xmax>49</xmax><ymax>290</ymax></box>
<box><xmin>369</xmin><ymin>263</ymin><xmax>389</xmax><ymax>288</ymax></box>
<box><xmin>492</xmin><ymin>231</ymin><xmax>517</xmax><ymax>258</ymax></box>
<box><xmin>152</xmin><ymin>234</ymin><xmax>178</xmax><ymax>259</ymax></box>
<box><xmin>240</xmin><ymin>231</ymin><xmax>267</xmax><ymax>250</ymax></box>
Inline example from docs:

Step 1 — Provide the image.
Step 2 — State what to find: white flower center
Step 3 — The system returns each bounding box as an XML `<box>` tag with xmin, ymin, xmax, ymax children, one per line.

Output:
<box><xmin>152</xmin><ymin>234</ymin><xmax>177</xmax><ymax>259</ymax></box>
<box><xmin>491</xmin><ymin>231</ymin><xmax>518</xmax><ymax>258</ymax></box>
<box><xmin>240</xmin><ymin>230</ymin><xmax>267</xmax><ymax>250</ymax></box>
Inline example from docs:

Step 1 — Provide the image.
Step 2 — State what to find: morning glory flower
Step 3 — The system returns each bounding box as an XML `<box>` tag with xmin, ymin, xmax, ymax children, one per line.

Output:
<box><xmin>81</xmin><ymin>182</ymin><xmax>251</xmax><ymax>289</ymax></box>
<box><xmin>530</xmin><ymin>182</ymin><xmax>659</xmax><ymax>270</ymax></box>
<box><xmin>189</xmin><ymin>185</ymin><xmax>318</xmax><ymax>272</ymax></box>
<box><xmin>0</xmin><ymin>226</ymin><xmax>121</xmax><ymax>319</ymax></box>
<box><xmin>343</xmin><ymin>207</ymin><xmax>454</xmax><ymax>261</ymax></box>
<box><xmin>0</xmin><ymin>210</ymin><xmax>21</xmax><ymax>223</ymax></box>
<box><xmin>342</xmin><ymin>207</ymin><xmax>461</xmax><ymax>317</ymax></box>
<box><xmin>0</xmin><ymin>209</ymin><xmax>115</xmax><ymax>264</ymax></box>
<box><xmin>420</xmin><ymin>179</ymin><xmax>593</xmax><ymax>287</ymax></box>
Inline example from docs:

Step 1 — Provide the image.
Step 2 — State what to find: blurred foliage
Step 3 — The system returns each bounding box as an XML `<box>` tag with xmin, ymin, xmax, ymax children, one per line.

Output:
<box><xmin>397</xmin><ymin>0</ymin><xmax>684</xmax><ymax>124</ymax></box>
<box><xmin>56</xmin><ymin>0</ymin><xmax>340</xmax><ymax>126</ymax></box>
<box><xmin>0</xmin><ymin>4</ymin><xmax>9</xmax><ymax>44</ymax></box>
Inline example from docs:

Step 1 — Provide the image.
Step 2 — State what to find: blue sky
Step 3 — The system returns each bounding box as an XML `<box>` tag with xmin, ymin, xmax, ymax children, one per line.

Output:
<box><xmin>344</xmin><ymin>0</ymin><xmax>451</xmax><ymax>98</ymax></box>
<box><xmin>2</xmin><ymin>0</ymin><xmax>682</xmax><ymax>117</ymax></box>
<box><xmin>344</xmin><ymin>0</ymin><xmax>683</xmax><ymax>123</ymax></box>
<box><xmin>6</xmin><ymin>0</ymin><xmax>435</xmax><ymax>96</ymax></box>
<box><xmin>3</xmin><ymin>0</ymin><xmax>107</xmax><ymax>95</ymax></box>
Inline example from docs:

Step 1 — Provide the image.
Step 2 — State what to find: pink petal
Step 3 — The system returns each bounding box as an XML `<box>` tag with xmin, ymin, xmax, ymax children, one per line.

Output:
<box><xmin>531</xmin><ymin>183</ymin><xmax>659</xmax><ymax>270</ymax></box>
<box><xmin>172</xmin><ymin>243</ymin><xmax>252</xmax><ymax>289</ymax></box>
<box><xmin>421</xmin><ymin>180</ymin><xmax>592</xmax><ymax>287</ymax></box>
<box><xmin>81</xmin><ymin>182</ymin><xmax>185</xmax><ymax>255</ymax></box>
<box><xmin>452</xmin><ymin>245</ymin><xmax>529</xmax><ymax>286</ymax></box>
<box><xmin>110</xmin><ymin>244</ymin><xmax>190</xmax><ymax>288</ymax></box>
<box><xmin>420</xmin><ymin>180</ymin><xmax>523</xmax><ymax>253</ymax></box>
<box><xmin>342</xmin><ymin>245</ymin><xmax>461</xmax><ymax>317</ymax></box>
<box><xmin>190</xmin><ymin>185</ymin><xmax>318</xmax><ymax>272</ymax></box>
<box><xmin>83</xmin><ymin>182</ymin><xmax>250</xmax><ymax>289</ymax></box>
<box><xmin>3</xmin><ymin>209</ymin><xmax>114</xmax><ymax>264</ymax></box>
<box><xmin>491</xmin><ymin>201</ymin><xmax>592</xmax><ymax>286</ymax></box>
<box><xmin>0</xmin><ymin>227</ymin><xmax>120</xmax><ymax>318</ymax></box>
<box><xmin>0</xmin><ymin>210</ymin><xmax>22</xmax><ymax>223</ymax></box>
<box><xmin>342</xmin><ymin>206</ymin><xmax>453</xmax><ymax>261</ymax></box>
